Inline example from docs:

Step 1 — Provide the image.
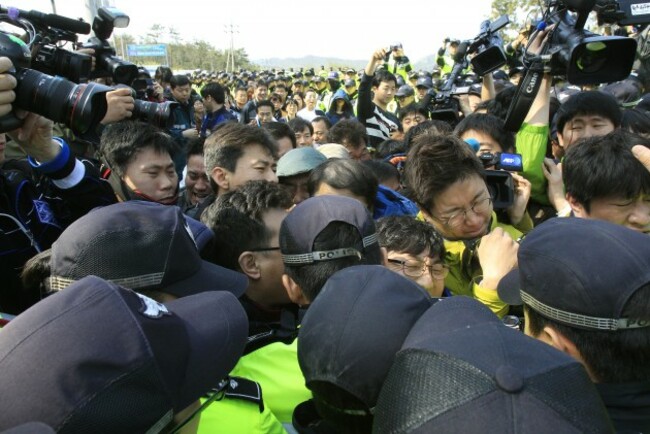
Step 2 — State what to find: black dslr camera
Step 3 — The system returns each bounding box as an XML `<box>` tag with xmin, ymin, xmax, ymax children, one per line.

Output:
<box><xmin>80</xmin><ymin>7</ymin><xmax>138</xmax><ymax>85</ymax></box>
<box><xmin>0</xmin><ymin>7</ymin><xmax>109</xmax><ymax>133</ymax></box>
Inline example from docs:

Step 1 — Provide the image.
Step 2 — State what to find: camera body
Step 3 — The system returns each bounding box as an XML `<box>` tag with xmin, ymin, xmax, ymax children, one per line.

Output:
<box><xmin>468</xmin><ymin>15</ymin><xmax>510</xmax><ymax>76</ymax></box>
<box><xmin>0</xmin><ymin>33</ymin><xmax>109</xmax><ymax>134</ymax></box>
<box><xmin>480</xmin><ymin>152</ymin><xmax>523</xmax><ymax>209</ymax></box>
<box><xmin>80</xmin><ymin>7</ymin><xmax>138</xmax><ymax>85</ymax></box>
<box><xmin>545</xmin><ymin>0</ymin><xmax>637</xmax><ymax>84</ymax></box>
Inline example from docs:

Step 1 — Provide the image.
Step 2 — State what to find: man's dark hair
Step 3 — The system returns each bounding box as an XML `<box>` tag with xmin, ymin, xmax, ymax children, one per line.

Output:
<box><xmin>454</xmin><ymin>113</ymin><xmax>515</xmax><ymax>153</ymax></box>
<box><xmin>273</xmin><ymin>83</ymin><xmax>287</xmax><ymax>93</ymax></box>
<box><xmin>186</xmin><ymin>137</ymin><xmax>205</xmax><ymax>159</ymax></box>
<box><xmin>155</xmin><ymin>66</ymin><xmax>173</xmax><ymax>83</ymax></box>
<box><xmin>170</xmin><ymin>74</ymin><xmax>190</xmax><ymax>89</ymax></box>
<box><xmin>235</xmin><ymin>86</ymin><xmax>249</xmax><ymax>95</ymax></box>
<box><xmin>372</xmin><ymin>70</ymin><xmax>397</xmax><ymax>88</ymax></box>
<box><xmin>203</xmin><ymin>123</ymin><xmax>278</xmax><ymax>191</ymax></box>
<box><xmin>200</xmin><ymin>82</ymin><xmax>226</xmax><ymax>104</ymax></box>
<box><xmin>256</xmin><ymin>99</ymin><xmax>274</xmax><ymax>112</ymax></box>
<box><xmin>312</xmin><ymin>116</ymin><xmax>332</xmax><ymax>129</ymax></box>
<box><xmin>100</xmin><ymin>121</ymin><xmax>178</xmax><ymax>177</ymax></box>
<box><xmin>525</xmin><ymin>284</ymin><xmax>650</xmax><ymax>382</ymax></box>
<box><xmin>482</xmin><ymin>86</ymin><xmax>517</xmax><ymax>120</ymax></box>
<box><xmin>264</xmin><ymin>122</ymin><xmax>297</xmax><ymax>148</ymax></box>
<box><xmin>398</xmin><ymin>104</ymin><xmax>429</xmax><ymax>121</ymax></box>
<box><xmin>404</xmin><ymin>132</ymin><xmax>484</xmax><ymax>212</ymax></box>
<box><xmin>376</xmin><ymin>139</ymin><xmax>407</xmax><ymax>159</ymax></box>
<box><xmin>362</xmin><ymin>160</ymin><xmax>399</xmax><ymax>185</ymax></box>
<box><xmin>308</xmin><ymin>159</ymin><xmax>378</xmax><ymax>208</ymax></box>
<box><xmin>327</xmin><ymin>119</ymin><xmax>367</xmax><ymax>148</ymax></box>
<box><xmin>201</xmin><ymin>180</ymin><xmax>292</xmax><ymax>270</ymax></box>
<box><xmin>563</xmin><ymin>130</ymin><xmax>650</xmax><ymax>212</ymax></box>
<box><xmin>283</xmin><ymin>222</ymin><xmax>383</xmax><ymax>302</ymax></box>
<box><xmin>255</xmin><ymin>79</ymin><xmax>268</xmax><ymax>89</ymax></box>
<box><xmin>376</xmin><ymin>216</ymin><xmax>445</xmax><ymax>261</ymax></box>
<box><xmin>555</xmin><ymin>91</ymin><xmax>622</xmax><ymax>135</ymax></box>
<box><xmin>621</xmin><ymin>108</ymin><xmax>650</xmax><ymax>138</ymax></box>
<box><xmin>288</xmin><ymin>117</ymin><xmax>314</xmax><ymax>135</ymax></box>
<box><xmin>403</xmin><ymin>120</ymin><xmax>453</xmax><ymax>149</ymax></box>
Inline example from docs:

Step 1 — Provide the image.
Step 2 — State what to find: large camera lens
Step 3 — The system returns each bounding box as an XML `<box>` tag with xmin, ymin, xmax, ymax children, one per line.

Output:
<box><xmin>14</xmin><ymin>68</ymin><xmax>109</xmax><ymax>133</ymax></box>
<box><xmin>132</xmin><ymin>100</ymin><xmax>178</xmax><ymax>128</ymax></box>
<box><xmin>100</xmin><ymin>54</ymin><xmax>138</xmax><ymax>84</ymax></box>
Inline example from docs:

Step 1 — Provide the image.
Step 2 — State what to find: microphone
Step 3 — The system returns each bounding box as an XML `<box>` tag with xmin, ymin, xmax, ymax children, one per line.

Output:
<box><xmin>6</xmin><ymin>6</ymin><xmax>91</xmax><ymax>34</ymax></box>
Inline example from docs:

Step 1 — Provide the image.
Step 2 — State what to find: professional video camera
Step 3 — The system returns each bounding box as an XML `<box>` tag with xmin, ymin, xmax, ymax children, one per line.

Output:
<box><xmin>428</xmin><ymin>16</ymin><xmax>510</xmax><ymax>124</ymax></box>
<box><xmin>504</xmin><ymin>0</ymin><xmax>637</xmax><ymax>131</ymax></box>
<box><xmin>544</xmin><ymin>0</ymin><xmax>636</xmax><ymax>84</ymax></box>
<box><xmin>0</xmin><ymin>9</ymin><xmax>108</xmax><ymax>134</ymax></box>
<box><xmin>481</xmin><ymin>152</ymin><xmax>523</xmax><ymax>209</ymax></box>
<box><xmin>80</xmin><ymin>7</ymin><xmax>138</xmax><ymax>85</ymax></box>
<box><xmin>594</xmin><ymin>0</ymin><xmax>650</xmax><ymax>25</ymax></box>
<box><xmin>468</xmin><ymin>15</ymin><xmax>510</xmax><ymax>76</ymax></box>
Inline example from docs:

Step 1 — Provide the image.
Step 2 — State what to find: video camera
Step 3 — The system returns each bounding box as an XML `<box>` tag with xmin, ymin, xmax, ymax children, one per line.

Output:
<box><xmin>544</xmin><ymin>0</ymin><xmax>636</xmax><ymax>85</ymax></box>
<box><xmin>428</xmin><ymin>17</ymin><xmax>510</xmax><ymax>125</ymax></box>
<box><xmin>595</xmin><ymin>0</ymin><xmax>650</xmax><ymax>26</ymax></box>
<box><xmin>468</xmin><ymin>15</ymin><xmax>510</xmax><ymax>76</ymax></box>
<box><xmin>504</xmin><ymin>0</ymin><xmax>637</xmax><ymax>131</ymax></box>
<box><xmin>0</xmin><ymin>6</ymin><xmax>175</xmax><ymax>133</ymax></box>
<box><xmin>481</xmin><ymin>152</ymin><xmax>523</xmax><ymax>209</ymax></box>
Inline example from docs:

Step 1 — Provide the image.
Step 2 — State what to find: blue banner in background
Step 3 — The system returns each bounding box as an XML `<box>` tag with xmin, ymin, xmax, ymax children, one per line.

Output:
<box><xmin>127</xmin><ymin>44</ymin><xmax>167</xmax><ymax>57</ymax></box>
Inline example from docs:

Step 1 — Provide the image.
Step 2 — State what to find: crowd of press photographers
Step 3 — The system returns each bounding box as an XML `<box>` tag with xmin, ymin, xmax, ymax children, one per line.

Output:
<box><xmin>0</xmin><ymin>5</ymin><xmax>650</xmax><ymax>433</ymax></box>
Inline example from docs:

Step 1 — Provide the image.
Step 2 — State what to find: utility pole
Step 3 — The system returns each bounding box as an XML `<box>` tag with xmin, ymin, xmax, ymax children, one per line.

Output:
<box><xmin>224</xmin><ymin>23</ymin><xmax>239</xmax><ymax>73</ymax></box>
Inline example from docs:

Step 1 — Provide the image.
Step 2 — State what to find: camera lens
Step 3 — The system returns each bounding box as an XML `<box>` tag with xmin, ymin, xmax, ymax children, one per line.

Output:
<box><xmin>101</xmin><ymin>54</ymin><xmax>138</xmax><ymax>85</ymax></box>
<box><xmin>132</xmin><ymin>100</ymin><xmax>178</xmax><ymax>129</ymax></box>
<box><xmin>14</xmin><ymin>68</ymin><xmax>109</xmax><ymax>134</ymax></box>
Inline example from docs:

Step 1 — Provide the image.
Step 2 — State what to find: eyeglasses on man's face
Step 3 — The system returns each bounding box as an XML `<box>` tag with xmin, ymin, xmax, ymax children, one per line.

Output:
<box><xmin>433</xmin><ymin>195</ymin><xmax>493</xmax><ymax>229</ymax></box>
<box><xmin>387</xmin><ymin>258</ymin><xmax>449</xmax><ymax>279</ymax></box>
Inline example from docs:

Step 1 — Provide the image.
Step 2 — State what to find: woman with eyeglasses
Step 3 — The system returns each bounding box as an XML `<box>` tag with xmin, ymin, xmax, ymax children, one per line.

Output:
<box><xmin>281</xmin><ymin>97</ymin><xmax>300</xmax><ymax>123</ymax></box>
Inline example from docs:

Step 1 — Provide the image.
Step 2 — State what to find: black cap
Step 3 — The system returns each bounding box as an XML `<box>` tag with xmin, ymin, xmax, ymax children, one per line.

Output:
<box><xmin>498</xmin><ymin>218</ymin><xmax>650</xmax><ymax>331</ymax></box>
<box><xmin>299</xmin><ymin>265</ymin><xmax>432</xmax><ymax>422</ymax></box>
<box><xmin>49</xmin><ymin>201</ymin><xmax>248</xmax><ymax>298</ymax></box>
<box><xmin>396</xmin><ymin>85</ymin><xmax>414</xmax><ymax>97</ymax></box>
<box><xmin>280</xmin><ymin>196</ymin><xmax>377</xmax><ymax>266</ymax></box>
<box><xmin>0</xmin><ymin>276</ymin><xmax>248</xmax><ymax>431</ymax></box>
<box><xmin>374</xmin><ymin>296</ymin><xmax>613</xmax><ymax>433</ymax></box>
<box><xmin>415</xmin><ymin>77</ymin><xmax>433</xmax><ymax>89</ymax></box>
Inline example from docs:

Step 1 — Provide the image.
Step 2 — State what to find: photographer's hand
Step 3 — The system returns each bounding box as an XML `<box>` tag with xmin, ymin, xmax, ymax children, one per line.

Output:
<box><xmin>152</xmin><ymin>82</ymin><xmax>165</xmax><ymax>102</ymax></box>
<box><xmin>506</xmin><ymin>173</ymin><xmax>532</xmax><ymax>226</ymax></box>
<box><xmin>477</xmin><ymin>227</ymin><xmax>519</xmax><ymax>291</ymax></box>
<box><xmin>101</xmin><ymin>88</ymin><xmax>134</xmax><ymax>125</ymax></box>
<box><xmin>182</xmin><ymin>128</ymin><xmax>199</xmax><ymax>139</ymax></box>
<box><xmin>9</xmin><ymin>113</ymin><xmax>59</xmax><ymax>163</ymax></box>
<box><xmin>542</xmin><ymin>158</ymin><xmax>569</xmax><ymax>212</ymax></box>
<box><xmin>632</xmin><ymin>145</ymin><xmax>650</xmax><ymax>173</ymax></box>
<box><xmin>0</xmin><ymin>57</ymin><xmax>17</xmax><ymax>117</ymax></box>
<box><xmin>526</xmin><ymin>24</ymin><xmax>554</xmax><ymax>56</ymax></box>
<box><xmin>365</xmin><ymin>48</ymin><xmax>387</xmax><ymax>76</ymax></box>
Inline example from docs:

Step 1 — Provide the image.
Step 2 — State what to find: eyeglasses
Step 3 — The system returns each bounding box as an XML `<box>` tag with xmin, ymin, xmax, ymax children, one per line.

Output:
<box><xmin>250</xmin><ymin>246</ymin><xmax>281</xmax><ymax>252</ymax></box>
<box><xmin>433</xmin><ymin>196</ymin><xmax>492</xmax><ymax>229</ymax></box>
<box><xmin>387</xmin><ymin>258</ymin><xmax>449</xmax><ymax>279</ymax></box>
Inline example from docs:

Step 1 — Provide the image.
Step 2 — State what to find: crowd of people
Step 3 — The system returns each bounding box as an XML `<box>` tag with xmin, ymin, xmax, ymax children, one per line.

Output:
<box><xmin>0</xmin><ymin>20</ymin><xmax>649</xmax><ymax>434</ymax></box>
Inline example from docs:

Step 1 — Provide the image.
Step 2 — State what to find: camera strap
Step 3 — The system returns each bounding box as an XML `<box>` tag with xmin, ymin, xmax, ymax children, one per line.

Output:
<box><xmin>504</xmin><ymin>62</ymin><xmax>544</xmax><ymax>132</ymax></box>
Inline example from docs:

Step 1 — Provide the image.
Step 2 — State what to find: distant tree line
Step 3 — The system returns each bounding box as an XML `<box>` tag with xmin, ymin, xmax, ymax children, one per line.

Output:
<box><xmin>112</xmin><ymin>24</ymin><xmax>256</xmax><ymax>71</ymax></box>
